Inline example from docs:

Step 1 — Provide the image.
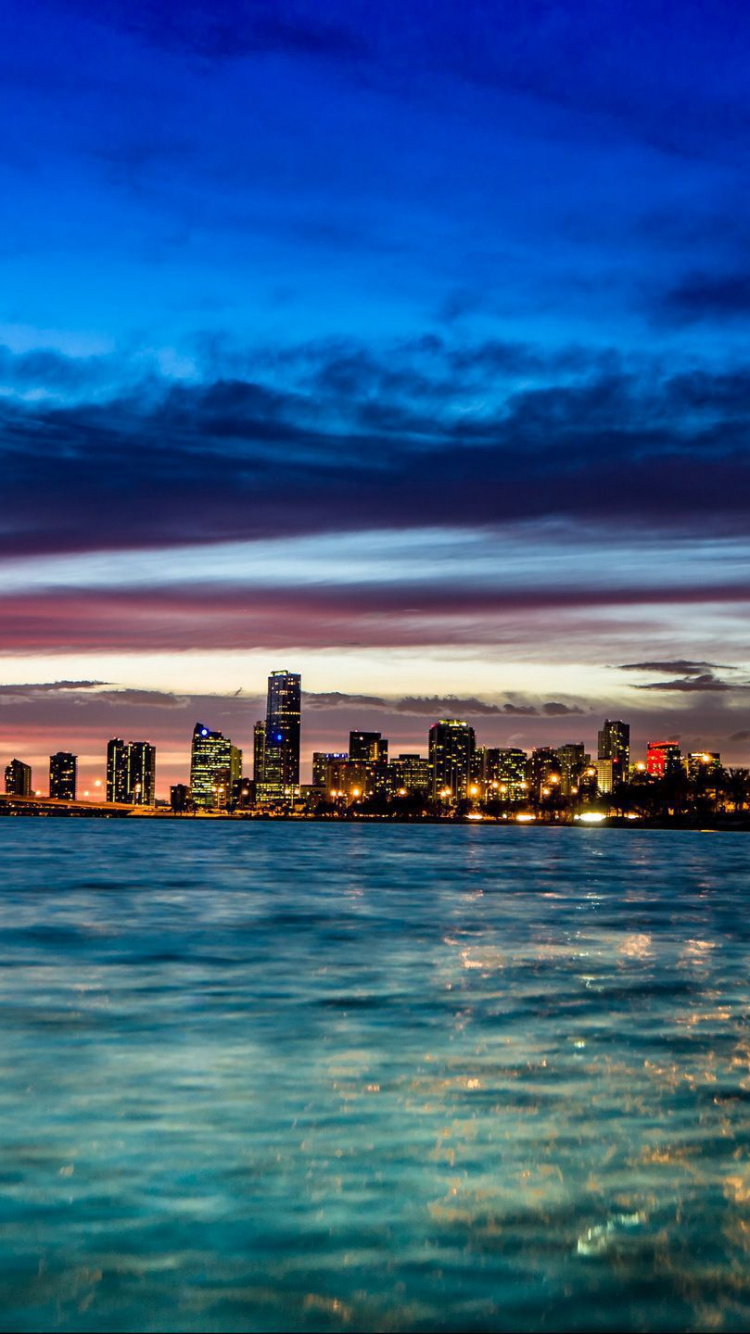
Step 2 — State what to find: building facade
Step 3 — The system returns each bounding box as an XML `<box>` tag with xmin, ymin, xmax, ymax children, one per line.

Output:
<box><xmin>190</xmin><ymin>723</ymin><xmax>242</xmax><ymax>809</ymax></box>
<box><xmin>106</xmin><ymin>738</ymin><xmax>130</xmax><ymax>803</ymax></box>
<box><xmin>556</xmin><ymin>743</ymin><xmax>587</xmax><ymax>796</ymax></box>
<box><xmin>49</xmin><ymin>752</ymin><xmax>77</xmax><ymax>801</ymax></box>
<box><xmin>485</xmin><ymin>748</ymin><xmax>528</xmax><ymax>799</ymax></box>
<box><xmin>259</xmin><ymin>671</ymin><xmax>301</xmax><ymax>803</ymax></box>
<box><xmin>128</xmin><ymin>742</ymin><xmax>156</xmax><ymax>806</ymax></box>
<box><xmin>429</xmin><ymin>719</ymin><xmax>475</xmax><ymax>801</ymax></box>
<box><xmin>646</xmin><ymin>740</ymin><xmax>682</xmax><ymax>778</ymax></box>
<box><xmin>5</xmin><ymin>758</ymin><xmax>32</xmax><ymax>797</ymax></box>
<box><xmin>312</xmin><ymin>751</ymin><xmax>348</xmax><ymax>791</ymax></box>
<box><xmin>598</xmin><ymin>719</ymin><xmax>630</xmax><ymax>781</ymax></box>
<box><xmin>106</xmin><ymin>738</ymin><xmax>156</xmax><ymax>805</ymax></box>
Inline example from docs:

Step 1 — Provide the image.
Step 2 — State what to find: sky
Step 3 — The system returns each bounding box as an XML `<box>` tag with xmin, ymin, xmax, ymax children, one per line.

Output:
<box><xmin>2</xmin><ymin>0</ymin><xmax>750</xmax><ymax>792</ymax></box>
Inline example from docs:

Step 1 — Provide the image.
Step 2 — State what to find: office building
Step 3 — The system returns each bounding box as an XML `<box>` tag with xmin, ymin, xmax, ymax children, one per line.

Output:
<box><xmin>429</xmin><ymin>719</ymin><xmax>475</xmax><ymax>800</ymax></box>
<box><xmin>312</xmin><ymin>752</ymin><xmax>348</xmax><ymax>790</ymax></box>
<box><xmin>687</xmin><ymin>752</ymin><xmax>722</xmax><ymax>780</ymax></box>
<box><xmin>49</xmin><ymin>752</ymin><xmax>77</xmax><ymax>801</ymax></box>
<box><xmin>556</xmin><ymin>743</ymin><xmax>587</xmax><ymax>796</ymax></box>
<box><xmin>486</xmin><ymin>748</ymin><xmax>527</xmax><ymax>799</ymax></box>
<box><xmin>5</xmin><ymin>759</ymin><xmax>32</xmax><ymax>797</ymax></box>
<box><xmin>349</xmin><ymin>731</ymin><xmax>388</xmax><ymax>764</ymax></box>
<box><xmin>391</xmin><ymin>753</ymin><xmax>432</xmax><ymax>795</ymax></box>
<box><xmin>253</xmin><ymin>721</ymin><xmax>266</xmax><ymax>787</ymax></box>
<box><xmin>529</xmin><ymin>747</ymin><xmax>562</xmax><ymax>797</ymax></box>
<box><xmin>259</xmin><ymin>670</ymin><xmax>301</xmax><ymax>802</ymax></box>
<box><xmin>598</xmin><ymin>719</ymin><xmax>630</xmax><ymax>780</ymax></box>
<box><xmin>326</xmin><ymin>759</ymin><xmax>374</xmax><ymax>800</ymax></box>
<box><xmin>594</xmin><ymin>759</ymin><xmax>615</xmax><ymax>794</ymax></box>
<box><xmin>190</xmin><ymin>723</ymin><xmax>242</xmax><ymax>810</ymax></box>
<box><xmin>647</xmin><ymin>741</ymin><xmax>682</xmax><ymax>778</ymax></box>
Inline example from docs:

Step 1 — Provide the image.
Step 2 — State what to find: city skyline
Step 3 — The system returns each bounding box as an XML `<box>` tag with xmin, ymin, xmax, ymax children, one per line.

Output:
<box><xmin>0</xmin><ymin>662</ymin><xmax>743</xmax><ymax>803</ymax></box>
<box><xmin>2</xmin><ymin>2</ymin><xmax>750</xmax><ymax>789</ymax></box>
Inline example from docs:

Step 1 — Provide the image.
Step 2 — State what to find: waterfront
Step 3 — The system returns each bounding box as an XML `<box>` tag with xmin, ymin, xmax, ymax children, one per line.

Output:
<box><xmin>1</xmin><ymin>824</ymin><xmax>750</xmax><ymax>1331</ymax></box>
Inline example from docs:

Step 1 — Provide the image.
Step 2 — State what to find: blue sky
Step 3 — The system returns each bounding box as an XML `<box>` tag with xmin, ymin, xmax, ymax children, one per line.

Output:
<box><xmin>2</xmin><ymin>0</ymin><xmax>750</xmax><ymax>787</ymax></box>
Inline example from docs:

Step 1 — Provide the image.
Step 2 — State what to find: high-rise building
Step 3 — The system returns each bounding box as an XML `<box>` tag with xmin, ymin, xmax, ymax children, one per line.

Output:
<box><xmin>253</xmin><ymin>721</ymin><xmax>266</xmax><ymax>788</ymax></box>
<box><xmin>529</xmin><ymin>747</ymin><xmax>562</xmax><ymax>797</ymax></box>
<box><xmin>429</xmin><ymin>719</ymin><xmax>475</xmax><ymax>800</ymax></box>
<box><xmin>598</xmin><ymin>720</ymin><xmax>630</xmax><ymax>780</ymax></box>
<box><xmin>647</xmin><ymin>740</ymin><xmax>682</xmax><ymax>778</ymax></box>
<box><xmin>128</xmin><ymin>742</ymin><xmax>156</xmax><ymax>806</ymax></box>
<box><xmin>190</xmin><ymin>723</ymin><xmax>241</xmax><ymax>809</ymax></box>
<box><xmin>312</xmin><ymin>752</ymin><xmax>348</xmax><ymax>790</ymax></box>
<box><xmin>5</xmin><ymin>758</ymin><xmax>32</xmax><ymax>797</ymax></box>
<box><xmin>687</xmin><ymin>751</ymin><xmax>722</xmax><ymax>780</ymax></box>
<box><xmin>107</xmin><ymin>738</ymin><xmax>156</xmax><ymax>805</ymax></box>
<box><xmin>259</xmin><ymin>671</ymin><xmax>301</xmax><ymax>803</ymax></box>
<box><xmin>349</xmin><ymin>731</ymin><xmax>388</xmax><ymax>764</ymax></box>
<box><xmin>106</xmin><ymin>738</ymin><xmax>130</xmax><ymax>803</ymax></box>
<box><xmin>486</xmin><ymin>748</ymin><xmax>527</xmax><ymax>799</ymax></box>
<box><xmin>49</xmin><ymin>752</ymin><xmax>77</xmax><ymax>801</ymax></box>
<box><xmin>326</xmin><ymin>759</ymin><xmax>374</xmax><ymax>801</ymax></box>
<box><xmin>471</xmin><ymin>746</ymin><xmax>487</xmax><ymax>784</ymax></box>
<box><xmin>556</xmin><ymin>743</ymin><xmax>587</xmax><ymax>796</ymax></box>
<box><xmin>391</xmin><ymin>753</ymin><xmax>432</xmax><ymax>795</ymax></box>
<box><xmin>594</xmin><ymin>759</ymin><xmax>615</xmax><ymax>794</ymax></box>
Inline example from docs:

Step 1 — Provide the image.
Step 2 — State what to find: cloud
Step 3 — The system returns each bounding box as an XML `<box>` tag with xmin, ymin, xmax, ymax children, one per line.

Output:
<box><xmin>6</xmin><ymin>340</ymin><xmax>750</xmax><ymax>561</ymax></box>
<box><xmin>619</xmin><ymin>660</ymin><xmax>730</xmax><ymax>675</ymax></box>
<box><xmin>0</xmin><ymin>681</ymin><xmax>185</xmax><ymax>707</ymax></box>
<box><xmin>637</xmin><ymin>673</ymin><xmax>735</xmax><ymax>693</ymax></box>
<box><xmin>660</xmin><ymin>272</ymin><xmax>750</xmax><ymax>323</ymax></box>
<box><xmin>67</xmin><ymin>0</ymin><xmax>365</xmax><ymax>64</ymax></box>
<box><xmin>0</xmin><ymin>680</ymin><xmax>102</xmax><ymax>702</ymax></box>
<box><xmin>541</xmin><ymin>701</ymin><xmax>585</xmax><ymax>715</ymax></box>
<box><xmin>304</xmin><ymin>691</ymin><xmax>584</xmax><ymax>718</ymax></box>
<box><xmin>88</xmin><ymin>688</ymin><xmax>187</xmax><ymax>708</ymax></box>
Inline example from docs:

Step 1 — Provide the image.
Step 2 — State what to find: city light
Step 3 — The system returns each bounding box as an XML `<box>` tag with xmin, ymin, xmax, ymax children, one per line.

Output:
<box><xmin>0</xmin><ymin>703</ymin><xmax>740</xmax><ymax>822</ymax></box>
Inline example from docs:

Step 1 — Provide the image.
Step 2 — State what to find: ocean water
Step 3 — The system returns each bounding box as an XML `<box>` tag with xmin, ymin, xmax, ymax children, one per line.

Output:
<box><xmin>0</xmin><ymin>823</ymin><xmax>749</xmax><ymax>1332</ymax></box>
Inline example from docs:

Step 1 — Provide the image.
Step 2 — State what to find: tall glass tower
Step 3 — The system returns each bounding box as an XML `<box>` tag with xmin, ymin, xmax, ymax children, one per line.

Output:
<box><xmin>259</xmin><ymin>671</ymin><xmax>301</xmax><ymax>803</ymax></box>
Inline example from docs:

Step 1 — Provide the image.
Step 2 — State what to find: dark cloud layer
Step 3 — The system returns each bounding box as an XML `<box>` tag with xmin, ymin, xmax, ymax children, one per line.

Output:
<box><xmin>305</xmin><ymin>692</ymin><xmax>585</xmax><ymax>718</ymax></box>
<box><xmin>637</xmin><ymin>673</ymin><xmax>735</xmax><ymax>693</ymax></box>
<box><xmin>3</xmin><ymin>339</ymin><xmax>750</xmax><ymax>560</ymax></box>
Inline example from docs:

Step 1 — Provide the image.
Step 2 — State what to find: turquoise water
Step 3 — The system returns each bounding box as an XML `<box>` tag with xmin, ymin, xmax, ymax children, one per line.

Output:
<box><xmin>0</xmin><ymin>823</ymin><xmax>749</xmax><ymax>1331</ymax></box>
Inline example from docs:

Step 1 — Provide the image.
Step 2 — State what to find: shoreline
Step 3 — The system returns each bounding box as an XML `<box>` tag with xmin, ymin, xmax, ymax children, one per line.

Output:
<box><xmin>1</xmin><ymin>806</ymin><xmax>749</xmax><ymax>830</ymax></box>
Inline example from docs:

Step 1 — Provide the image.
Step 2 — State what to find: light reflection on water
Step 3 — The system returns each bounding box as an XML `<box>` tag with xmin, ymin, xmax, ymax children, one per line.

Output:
<box><xmin>0</xmin><ymin>823</ymin><xmax>749</xmax><ymax>1330</ymax></box>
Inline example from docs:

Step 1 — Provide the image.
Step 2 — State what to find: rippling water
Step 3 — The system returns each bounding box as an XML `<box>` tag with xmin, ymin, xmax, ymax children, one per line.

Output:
<box><xmin>1</xmin><ymin>823</ymin><xmax>750</xmax><ymax>1331</ymax></box>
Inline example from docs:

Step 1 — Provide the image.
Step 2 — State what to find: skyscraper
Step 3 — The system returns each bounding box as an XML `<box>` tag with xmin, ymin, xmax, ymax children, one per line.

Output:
<box><xmin>429</xmin><ymin>719</ymin><xmax>475</xmax><ymax>800</ymax></box>
<box><xmin>598</xmin><ymin>719</ymin><xmax>630</xmax><ymax>780</ymax></box>
<box><xmin>253</xmin><ymin>720</ymin><xmax>266</xmax><ymax>788</ymax></box>
<box><xmin>556</xmin><ymin>742</ymin><xmax>587</xmax><ymax>796</ymax></box>
<box><xmin>106</xmin><ymin>738</ymin><xmax>130</xmax><ymax>803</ymax></box>
<box><xmin>107</xmin><ymin>738</ymin><xmax>156</xmax><ymax>805</ymax></box>
<box><xmin>190</xmin><ymin>723</ymin><xmax>241</xmax><ymax>809</ymax></box>
<box><xmin>128</xmin><ymin>742</ymin><xmax>156</xmax><ymax>806</ymax></box>
<box><xmin>49</xmin><ymin>752</ymin><xmax>77</xmax><ymax>800</ymax></box>
<box><xmin>259</xmin><ymin>671</ymin><xmax>301</xmax><ymax>803</ymax></box>
<box><xmin>5</xmin><ymin>759</ymin><xmax>32</xmax><ymax>797</ymax></box>
<box><xmin>529</xmin><ymin>747</ymin><xmax>562</xmax><ymax>798</ymax></box>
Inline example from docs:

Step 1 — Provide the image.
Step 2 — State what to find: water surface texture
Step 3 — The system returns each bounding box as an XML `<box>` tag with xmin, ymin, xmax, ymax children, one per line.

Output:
<box><xmin>1</xmin><ymin>823</ymin><xmax>749</xmax><ymax>1332</ymax></box>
